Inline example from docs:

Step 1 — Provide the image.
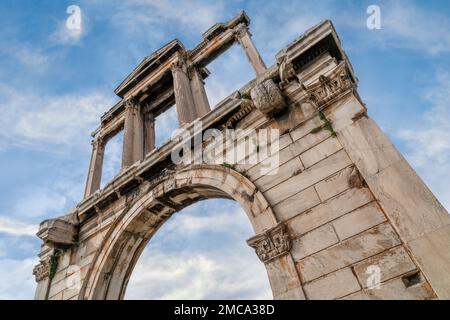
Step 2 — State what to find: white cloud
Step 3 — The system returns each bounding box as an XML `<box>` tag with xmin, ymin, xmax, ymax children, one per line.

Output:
<box><xmin>0</xmin><ymin>86</ymin><xmax>115</xmax><ymax>150</ymax></box>
<box><xmin>126</xmin><ymin>201</ymin><xmax>272</xmax><ymax>299</ymax></box>
<box><xmin>113</xmin><ymin>0</ymin><xmax>225</xmax><ymax>35</ymax></box>
<box><xmin>380</xmin><ymin>2</ymin><xmax>450</xmax><ymax>54</ymax></box>
<box><xmin>0</xmin><ymin>257</ymin><xmax>37</xmax><ymax>299</ymax></box>
<box><xmin>127</xmin><ymin>250</ymin><xmax>271</xmax><ymax>300</ymax></box>
<box><xmin>0</xmin><ymin>217</ymin><xmax>37</xmax><ymax>237</ymax></box>
<box><xmin>204</xmin><ymin>44</ymin><xmax>255</xmax><ymax>108</ymax></box>
<box><xmin>164</xmin><ymin>207</ymin><xmax>252</xmax><ymax>236</ymax></box>
<box><xmin>11</xmin><ymin>187</ymin><xmax>68</xmax><ymax>219</ymax></box>
<box><xmin>155</xmin><ymin>106</ymin><xmax>179</xmax><ymax>147</ymax></box>
<box><xmin>0</xmin><ymin>44</ymin><xmax>49</xmax><ymax>71</ymax></box>
<box><xmin>101</xmin><ymin>132</ymin><xmax>124</xmax><ymax>188</ymax></box>
<box><xmin>397</xmin><ymin>71</ymin><xmax>450</xmax><ymax>210</ymax></box>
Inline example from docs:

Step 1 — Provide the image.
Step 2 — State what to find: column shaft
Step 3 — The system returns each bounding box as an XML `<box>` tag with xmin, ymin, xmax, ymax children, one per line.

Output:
<box><xmin>122</xmin><ymin>98</ymin><xmax>144</xmax><ymax>168</ymax></box>
<box><xmin>236</xmin><ymin>25</ymin><xmax>267</xmax><ymax>76</ymax></box>
<box><xmin>84</xmin><ymin>138</ymin><xmax>105</xmax><ymax>198</ymax></box>
<box><xmin>171</xmin><ymin>59</ymin><xmax>197</xmax><ymax>126</ymax></box>
<box><xmin>190</xmin><ymin>68</ymin><xmax>211</xmax><ymax>117</ymax></box>
<box><xmin>144</xmin><ymin>112</ymin><xmax>156</xmax><ymax>155</ymax></box>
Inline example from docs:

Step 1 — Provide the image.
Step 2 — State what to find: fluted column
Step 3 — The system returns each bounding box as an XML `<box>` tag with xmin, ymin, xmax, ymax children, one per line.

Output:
<box><xmin>84</xmin><ymin>137</ymin><xmax>105</xmax><ymax>198</ymax></box>
<box><xmin>235</xmin><ymin>24</ymin><xmax>267</xmax><ymax>76</ymax></box>
<box><xmin>171</xmin><ymin>58</ymin><xmax>197</xmax><ymax>126</ymax></box>
<box><xmin>122</xmin><ymin>97</ymin><xmax>144</xmax><ymax>168</ymax></box>
<box><xmin>190</xmin><ymin>67</ymin><xmax>211</xmax><ymax>117</ymax></box>
<box><xmin>144</xmin><ymin>112</ymin><xmax>155</xmax><ymax>155</ymax></box>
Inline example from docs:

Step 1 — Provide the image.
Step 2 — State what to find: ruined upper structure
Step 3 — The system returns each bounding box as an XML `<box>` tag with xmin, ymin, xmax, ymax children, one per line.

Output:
<box><xmin>83</xmin><ymin>12</ymin><xmax>268</xmax><ymax>197</ymax></box>
<box><xmin>34</xmin><ymin>12</ymin><xmax>450</xmax><ymax>300</ymax></box>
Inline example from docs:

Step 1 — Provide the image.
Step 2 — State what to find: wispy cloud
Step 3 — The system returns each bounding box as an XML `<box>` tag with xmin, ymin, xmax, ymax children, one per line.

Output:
<box><xmin>378</xmin><ymin>2</ymin><xmax>450</xmax><ymax>54</ymax></box>
<box><xmin>0</xmin><ymin>86</ymin><xmax>115</xmax><ymax>150</ymax></box>
<box><xmin>0</xmin><ymin>257</ymin><xmax>37</xmax><ymax>299</ymax></box>
<box><xmin>127</xmin><ymin>250</ymin><xmax>271</xmax><ymax>299</ymax></box>
<box><xmin>0</xmin><ymin>44</ymin><xmax>49</xmax><ymax>72</ymax></box>
<box><xmin>10</xmin><ymin>187</ymin><xmax>68</xmax><ymax>220</ymax></box>
<box><xmin>397</xmin><ymin>71</ymin><xmax>450</xmax><ymax>209</ymax></box>
<box><xmin>0</xmin><ymin>217</ymin><xmax>37</xmax><ymax>237</ymax></box>
<box><xmin>113</xmin><ymin>0</ymin><xmax>225</xmax><ymax>36</ymax></box>
<box><xmin>126</xmin><ymin>201</ymin><xmax>272</xmax><ymax>299</ymax></box>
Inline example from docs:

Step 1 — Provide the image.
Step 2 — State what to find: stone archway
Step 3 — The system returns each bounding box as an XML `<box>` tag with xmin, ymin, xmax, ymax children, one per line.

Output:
<box><xmin>34</xmin><ymin>12</ymin><xmax>450</xmax><ymax>300</ymax></box>
<box><xmin>80</xmin><ymin>165</ymin><xmax>300</xmax><ymax>300</ymax></box>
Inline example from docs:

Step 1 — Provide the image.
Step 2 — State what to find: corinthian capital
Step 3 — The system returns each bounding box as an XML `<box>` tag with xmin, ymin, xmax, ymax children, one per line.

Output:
<box><xmin>124</xmin><ymin>96</ymin><xmax>139</xmax><ymax>110</ymax></box>
<box><xmin>247</xmin><ymin>223</ymin><xmax>291</xmax><ymax>264</ymax></box>
<box><xmin>234</xmin><ymin>23</ymin><xmax>250</xmax><ymax>40</ymax></box>
<box><xmin>170</xmin><ymin>57</ymin><xmax>187</xmax><ymax>74</ymax></box>
<box><xmin>91</xmin><ymin>135</ymin><xmax>105</xmax><ymax>149</ymax></box>
<box><xmin>33</xmin><ymin>258</ymin><xmax>50</xmax><ymax>282</ymax></box>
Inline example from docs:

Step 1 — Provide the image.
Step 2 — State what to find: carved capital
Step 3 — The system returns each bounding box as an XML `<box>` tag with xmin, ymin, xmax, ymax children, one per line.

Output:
<box><xmin>124</xmin><ymin>96</ymin><xmax>139</xmax><ymax>110</ymax></box>
<box><xmin>33</xmin><ymin>258</ymin><xmax>50</xmax><ymax>282</ymax></box>
<box><xmin>247</xmin><ymin>223</ymin><xmax>291</xmax><ymax>264</ymax></box>
<box><xmin>91</xmin><ymin>136</ymin><xmax>105</xmax><ymax>150</ymax></box>
<box><xmin>302</xmin><ymin>61</ymin><xmax>355</xmax><ymax>108</ymax></box>
<box><xmin>250</xmin><ymin>79</ymin><xmax>286</xmax><ymax>115</ymax></box>
<box><xmin>170</xmin><ymin>57</ymin><xmax>187</xmax><ymax>74</ymax></box>
<box><xmin>234</xmin><ymin>23</ymin><xmax>250</xmax><ymax>40</ymax></box>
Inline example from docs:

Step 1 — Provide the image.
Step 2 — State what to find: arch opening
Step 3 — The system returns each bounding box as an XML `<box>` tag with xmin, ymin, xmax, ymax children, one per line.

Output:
<box><xmin>81</xmin><ymin>165</ymin><xmax>278</xmax><ymax>300</ymax></box>
<box><xmin>125</xmin><ymin>199</ymin><xmax>272</xmax><ymax>299</ymax></box>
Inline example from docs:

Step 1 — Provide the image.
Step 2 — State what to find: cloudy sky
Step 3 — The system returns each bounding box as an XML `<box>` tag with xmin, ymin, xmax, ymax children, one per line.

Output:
<box><xmin>0</xmin><ymin>0</ymin><xmax>449</xmax><ymax>299</ymax></box>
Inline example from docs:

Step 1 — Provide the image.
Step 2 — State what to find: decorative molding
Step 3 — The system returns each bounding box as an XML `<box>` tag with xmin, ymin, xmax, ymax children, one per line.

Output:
<box><xmin>277</xmin><ymin>53</ymin><xmax>296</xmax><ymax>89</ymax></box>
<box><xmin>223</xmin><ymin>100</ymin><xmax>255</xmax><ymax>129</ymax></box>
<box><xmin>247</xmin><ymin>223</ymin><xmax>291</xmax><ymax>264</ymax></box>
<box><xmin>33</xmin><ymin>258</ymin><xmax>50</xmax><ymax>282</ymax></box>
<box><xmin>302</xmin><ymin>61</ymin><xmax>355</xmax><ymax>108</ymax></box>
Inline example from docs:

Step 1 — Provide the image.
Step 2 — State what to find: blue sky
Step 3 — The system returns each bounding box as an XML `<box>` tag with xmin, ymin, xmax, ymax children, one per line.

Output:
<box><xmin>0</xmin><ymin>0</ymin><xmax>449</xmax><ymax>299</ymax></box>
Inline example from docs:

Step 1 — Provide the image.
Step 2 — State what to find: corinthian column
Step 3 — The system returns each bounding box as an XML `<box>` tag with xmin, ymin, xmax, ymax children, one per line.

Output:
<box><xmin>122</xmin><ymin>97</ymin><xmax>144</xmax><ymax>168</ymax></box>
<box><xmin>235</xmin><ymin>24</ymin><xmax>267</xmax><ymax>77</ymax></box>
<box><xmin>190</xmin><ymin>67</ymin><xmax>211</xmax><ymax>118</ymax></box>
<box><xmin>84</xmin><ymin>137</ymin><xmax>105</xmax><ymax>198</ymax></box>
<box><xmin>143</xmin><ymin>112</ymin><xmax>155</xmax><ymax>155</ymax></box>
<box><xmin>171</xmin><ymin>57</ymin><xmax>197</xmax><ymax>126</ymax></box>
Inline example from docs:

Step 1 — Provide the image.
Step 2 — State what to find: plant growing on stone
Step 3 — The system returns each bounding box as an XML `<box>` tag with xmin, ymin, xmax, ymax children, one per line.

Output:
<box><xmin>49</xmin><ymin>249</ymin><xmax>64</xmax><ymax>280</ymax></box>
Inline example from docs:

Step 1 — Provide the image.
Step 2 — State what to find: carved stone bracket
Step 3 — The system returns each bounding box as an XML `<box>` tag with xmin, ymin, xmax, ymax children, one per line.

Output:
<box><xmin>33</xmin><ymin>258</ymin><xmax>50</xmax><ymax>282</ymax></box>
<box><xmin>250</xmin><ymin>79</ymin><xmax>286</xmax><ymax>115</ymax></box>
<box><xmin>302</xmin><ymin>61</ymin><xmax>355</xmax><ymax>108</ymax></box>
<box><xmin>36</xmin><ymin>218</ymin><xmax>78</xmax><ymax>248</ymax></box>
<box><xmin>247</xmin><ymin>223</ymin><xmax>291</xmax><ymax>264</ymax></box>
